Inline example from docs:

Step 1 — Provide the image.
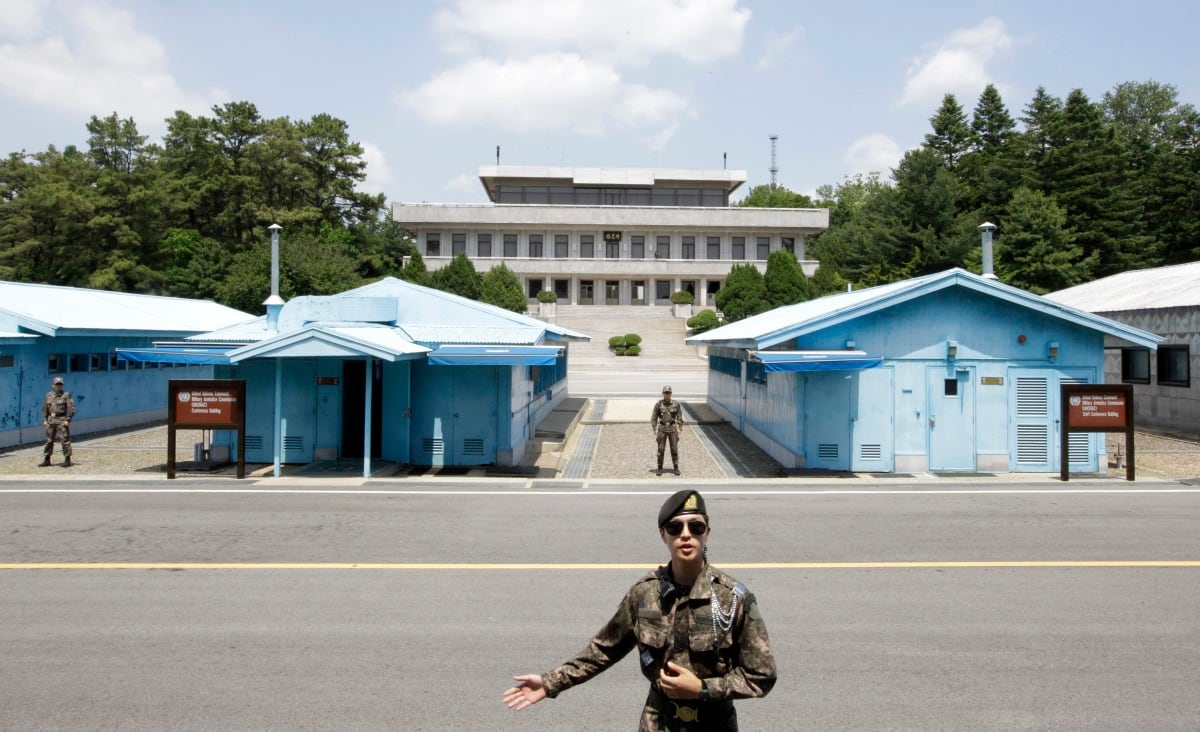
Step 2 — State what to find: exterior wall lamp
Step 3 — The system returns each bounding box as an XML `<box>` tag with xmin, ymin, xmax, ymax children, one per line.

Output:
<box><xmin>1048</xmin><ymin>341</ymin><xmax>1059</xmax><ymax>361</ymax></box>
<box><xmin>845</xmin><ymin>339</ymin><xmax>856</xmax><ymax>350</ymax></box>
<box><xmin>947</xmin><ymin>340</ymin><xmax>958</xmax><ymax>360</ymax></box>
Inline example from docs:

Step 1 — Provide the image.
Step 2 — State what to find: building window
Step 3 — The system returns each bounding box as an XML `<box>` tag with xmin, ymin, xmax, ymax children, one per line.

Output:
<box><xmin>529</xmin><ymin>234</ymin><xmax>543</xmax><ymax>258</ymax></box>
<box><xmin>554</xmin><ymin>234</ymin><xmax>568</xmax><ymax>258</ymax></box>
<box><xmin>782</xmin><ymin>237</ymin><xmax>795</xmax><ymax>254</ymax></box>
<box><xmin>580</xmin><ymin>235</ymin><xmax>594</xmax><ymax>258</ymax></box>
<box><xmin>524</xmin><ymin>186</ymin><xmax>549</xmax><ymax>204</ymax></box>
<box><xmin>757</xmin><ymin>236</ymin><xmax>770</xmax><ymax>260</ymax></box>
<box><xmin>651</xmin><ymin>189</ymin><xmax>676</xmax><ymax>206</ymax></box>
<box><xmin>90</xmin><ymin>353</ymin><xmax>109</xmax><ymax>372</ymax></box>
<box><xmin>503</xmin><ymin>234</ymin><xmax>518</xmax><ymax>257</ymax></box>
<box><xmin>551</xmin><ymin>186</ymin><xmax>573</xmax><ymax>205</ymax></box>
<box><xmin>677</xmin><ymin>188</ymin><xmax>700</xmax><ymax>206</ymax></box>
<box><xmin>631</xmin><ymin>235</ymin><xmax>645</xmax><ymax>259</ymax></box>
<box><xmin>70</xmin><ymin>353</ymin><xmax>89</xmax><ymax>373</ymax></box>
<box><xmin>656</xmin><ymin>236</ymin><xmax>670</xmax><ymax>259</ymax></box>
<box><xmin>498</xmin><ymin>185</ymin><xmax>522</xmax><ymax>203</ymax></box>
<box><xmin>1121</xmin><ymin>348</ymin><xmax>1150</xmax><ymax>384</ymax></box>
<box><xmin>553</xmin><ymin>279</ymin><xmax>569</xmax><ymax>300</ymax></box>
<box><xmin>109</xmin><ymin>352</ymin><xmax>127</xmax><ymax>371</ymax></box>
<box><xmin>1158</xmin><ymin>345</ymin><xmax>1190</xmax><ymax>387</ymax></box>
<box><xmin>478</xmin><ymin>233</ymin><xmax>492</xmax><ymax>258</ymax></box>
<box><xmin>701</xmin><ymin>189</ymin><xmax>727</xmax><ymax>207</ymax></box>
<box><xmin>682</xmin><ymin>236</ymin><xmax>696</xmax><ymax>259</ymax></box>
<box><xmin>732</xmin><ymin>236</ymin><xmax>745</xmax><ymax>259</ymax></box>
<box><xmin>606</xmin><ymin>237</ymin><xmax>619</xmax><ymax>258</ymax></box>
<box><xmin>452</xmin><ymin>233</ymin><xmax>466</xmax><ymax>256</ymax></box>
<box><xmin>627</xmin><ymin>189</ymin><xmax>650</xmax><ymax>206</ymax></box>
<box><xmin>707</xmin><ymin>236</ymin><xmax>721</xmax><ymax>259</ymax></box>
<box><xmin>426</xmin><ymin>233</ymin><xmax>441</xmax><ymax>256</ymax></box>
<box><xmin>576</xmin><ymin>188</ymin><xmax>601</xmax><ymax>205</ymax></box>
<box><xmin>527</xmin><ymin>280</ymin><xmax>542</xmax><ymax>299</ymax></box>
<box><xmin>0</xmin><ymin>354</ymin><xmax>14</xmax><ymax>368</ymax></box>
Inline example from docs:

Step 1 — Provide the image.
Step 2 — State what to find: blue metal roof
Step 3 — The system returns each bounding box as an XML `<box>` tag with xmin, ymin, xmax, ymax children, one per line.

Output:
<box><xmin>751</xmin><ymin>350</ymin><xmax>883</xmax><ymax>372</ymax></box>
<box><xmin>117</xmin><ymin>346</ymin><xmax>236</xmax><ymax>365</ymax></box>
<box><xmin>687</xmin><ymin>269</ymin><xmax>1162</xmax><ymax>350</ymax></box>
<box><xmin>427</xmin><ymin>345</ymin><xmax>563</xmax><ymax>366</ymax></box>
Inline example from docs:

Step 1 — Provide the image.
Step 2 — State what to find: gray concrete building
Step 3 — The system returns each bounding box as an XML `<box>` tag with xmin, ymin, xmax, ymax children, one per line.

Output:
<box><xmin>392</xmin><ymin>165</ymin><xmax>829</xmax><ymax>308</ymax></box>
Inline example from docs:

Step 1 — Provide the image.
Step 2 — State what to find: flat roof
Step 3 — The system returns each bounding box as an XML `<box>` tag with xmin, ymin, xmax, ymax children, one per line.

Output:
<box><xmin>478</xmin><ymin>165</ymin><xmax>747</xmax><ymax>201</ymax></box>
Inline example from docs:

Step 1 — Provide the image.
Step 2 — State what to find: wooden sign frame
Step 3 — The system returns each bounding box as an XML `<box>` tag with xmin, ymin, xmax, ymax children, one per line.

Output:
<box><xmin>1060</xmin><ymin>383</ymin><xmax>1134</xmax><ymax>482</ymax></box>
<box><xmin>167</xmin><ymin>379</ymin><xmax>246</xmax><ymax>479</ymax></box>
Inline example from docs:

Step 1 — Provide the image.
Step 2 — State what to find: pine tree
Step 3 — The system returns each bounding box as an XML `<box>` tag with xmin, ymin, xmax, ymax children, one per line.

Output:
<box><xmin>399</xmin><ymin>250</ymin><xmax>432</xmax><ymax>287</ymax></box>
<box><xmin>479</xmin><ymin>263</ymin><xmax>527</xmax><ymax>313</ymax></box>
<box><xmin>431</xmin><ymin>252</ymin><xmax>481</xmax><ymax>299</ymax></box>
<box><xmin>996</xmin><ymin>187</ymin><xmax>1096</xmax><ymax>293</ymax></box>
<box><xmin>763</xmin><ymin>249</ymin><xmax>811</xmax><ymax>307</ymax></box>
<box><xmin>924</xmin><ymin>94</ymin><xmax>973</xmax><ymax>170</ymax></box>
<box><xmin>715</xmin><ymin>264</ymin><xmax>769</xmax><ymax>321</ymax></box>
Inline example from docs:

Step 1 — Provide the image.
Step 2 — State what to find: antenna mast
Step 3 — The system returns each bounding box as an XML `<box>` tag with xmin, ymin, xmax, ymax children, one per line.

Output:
<box><xmin>769</xmin><ymin>134</ymin><xmax>779</xmax><ymax>187</ymax></box>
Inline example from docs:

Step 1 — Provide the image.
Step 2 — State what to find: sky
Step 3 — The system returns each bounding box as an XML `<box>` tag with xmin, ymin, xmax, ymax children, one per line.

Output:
<box><xmin>2</xmin><ymin>0</ymin><xmax>1198</xmax><ymax>206</ymax></box>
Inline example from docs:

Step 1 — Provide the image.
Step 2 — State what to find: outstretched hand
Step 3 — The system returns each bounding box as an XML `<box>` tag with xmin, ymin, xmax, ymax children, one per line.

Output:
<box><xmin>503</xmin><ymin>674</ymin><xmax>547</xmax><ymax>711</ymax></box>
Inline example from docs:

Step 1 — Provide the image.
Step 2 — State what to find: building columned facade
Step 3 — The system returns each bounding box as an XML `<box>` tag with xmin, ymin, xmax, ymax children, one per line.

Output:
<box><xmin>393</xmin><ymin>166</ymin><xmax>829</xmax><ymax>308</ymax></box>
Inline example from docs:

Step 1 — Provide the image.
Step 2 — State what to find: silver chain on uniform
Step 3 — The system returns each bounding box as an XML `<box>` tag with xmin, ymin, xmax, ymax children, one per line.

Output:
<box><xmin>710</xmin><ymin>578</ymin><xmax>738</xmax><ymax>635</ymax></box>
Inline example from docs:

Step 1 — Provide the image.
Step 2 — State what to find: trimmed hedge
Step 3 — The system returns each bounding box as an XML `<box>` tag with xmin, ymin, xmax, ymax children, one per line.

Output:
<box><xmin>608</xmin><ymin>335</ymin><xmax>626</xmax><ymax>348</ymax></box>
<box><xmin>626</xmin><ymin>345</ymin><xmax>641</xmax><ymax>356</ymax></box>
<box><xmin>624</xmin><ymin>333</ymin><xmax>642</xmax><ymax>346</ymax></box>
<box><xmin>687</xmin><ymin>309</ymin><xmax>720</xmax><ymax>333</ymax></box>
<box><xmin>671</xmin><ymin>290</ymin><xmax>695</xmax><ymax>304</ymax></box>
<box><xmin>537</xmin><ymin>289</ymin><xmax>557</xmax><ymax>303</ymax></box>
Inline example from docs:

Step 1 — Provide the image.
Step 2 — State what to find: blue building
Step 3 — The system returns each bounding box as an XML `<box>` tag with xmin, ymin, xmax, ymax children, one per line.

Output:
<box><xmin>0</xmin><ymin>281</ymin><xmax>252</xmax><ymax>448</ymax></box>
<box><xmin>686</xmin><ymin>269</ymin><xmax>1161</xmax><ymax>474</ymax></box>
<box><xmin>121</xmin><ymin>277</ymin><xmax>587</xmax><ymax>473</ymax></box>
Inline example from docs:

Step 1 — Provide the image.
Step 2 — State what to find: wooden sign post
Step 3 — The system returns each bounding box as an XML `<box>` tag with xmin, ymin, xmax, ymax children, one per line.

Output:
<box><xmin>167</xmin><ymin>379</ymin><xmax>246</xmax><ymax>479</ymax></box>
<box><xmin>1060</xmin><ymin>384</ymin><xmax>1134</xmax><ymax>481</ymax></box>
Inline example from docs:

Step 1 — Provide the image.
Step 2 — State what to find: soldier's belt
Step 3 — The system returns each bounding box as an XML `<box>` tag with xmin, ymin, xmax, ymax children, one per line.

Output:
<box><xmin>649</xmin><ymin>686</ymin><xmax>731</xmax><ymax>725</ymax></box>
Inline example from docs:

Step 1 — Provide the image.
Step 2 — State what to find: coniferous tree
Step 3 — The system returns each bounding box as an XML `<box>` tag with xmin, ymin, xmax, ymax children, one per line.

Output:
<box><xmin>715</xmin><ymin>263</ymin><xmax>769</xmax><ymax>321</ymax></box>
<box><xmin>763</xmin><ymin>249</ymin><xmax>811</xmax><ymax>307</ymax></box>
<box><xmin>479</xmin><ymin>263</ymin><xmax>527</xmax><ymax>313</ymax></box>
<box><xmin>995</xmin><ymin>187</ymin><xmax>1096</xmax><ymax>293</ymax></box>
<box><xmin>431</xmin><ymin>253</ymin><xmax>481</xmax><ymax>299</ymax></box>
<box><xmin>399</xmin><ymin>250</ymin><xmax>432</xmax><ymax>287</ymax></box>
<box><xmin>924</xmin><ymin>93</ymin><xmax>973</xmax><ymax>170</ymax></box>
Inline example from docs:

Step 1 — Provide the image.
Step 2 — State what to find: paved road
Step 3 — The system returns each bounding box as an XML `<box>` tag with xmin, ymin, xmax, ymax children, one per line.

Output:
<box><xmin>3</xmin><ymin>481</ymin><xmax>1200</xmax><ymax>731</ymax></box>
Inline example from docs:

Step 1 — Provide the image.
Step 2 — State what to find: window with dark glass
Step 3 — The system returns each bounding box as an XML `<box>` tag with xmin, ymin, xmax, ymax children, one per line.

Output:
<box><xmin>551</xmin><ymin>186</ymin><xmax>574</xmax><ymax>204</ymax></box>
<box><xmin>782</xmin><ymin>237</ymin><xmax>795</xmax><ymax>254</ymax></box>
<box><xmin>656</xmin><ymin>236</ymin><xmax>670</xmax><ymax>259</ymax></box>
<box><xmin>109</xmin><ymin>353</ymin><xmax>126</xmax><ymax>371</ymax></box>
<box><xmin>682</xmin><ymin>236</ymin><xmax>696</xmax><ymax>259</ymax></box>
<box><xmin>651</xmin><ymin>188</ymin><xmax>675</xmax><ymax>206</ymax></box>
<box><xmin>498</xmin><ymin>186</ymin><xmax>522</xmax><ymax>203</ymax></box>
<box><xmin>677</xmin><ymin>189</ymin><xmax>700</xmax><ymax>206</ymax></box>
<box><xmin>707</xmin><ymin>236</ymin><xmax>721</xmax><ymax>259</ymax></box>
<box><xmin>553</xmin><ymin>279</ymin><xmax>568</xmax><ymax>299</ymax></box>
<box><xmin>527</xmin><ymin>280</ymin><xmax>541</xmax><ymax>299</ymax></box>
<box><xmin>757</xmin><ymin>236</ymin><xmax>770</xmax><ymax>259</ymax></box>
<box><xmin>1121</xmin><ymin>348</ymin><xmax>1150</xmax><ymax>384</ymax></box>
<box><xmin>478</xmin><ymin>233</ymin><xmax>492</xmax><ymax>257</ymax></box>
<box><xmin>732</xmin><ymin>236</ymin><xmax>745</xmax><ymax>259</ymax></box>
<box><xmin>503</xmin><ymin>234</ymin><xmax>518</xmax><ymax>257</ymax></box>
<box><xmin>1157</xmin><ymin>345</ymin><xmax>1190</xmax><ymax>387</ymax></box>
<box><xmin>554</xmin><ymin>234</ymin><xmax>568</xmax><ymax>258</ymax></box>
<box><xmin>70</xmin><ymin>353</ymin><xmax>89</xmax><ymax>372</ymax></box>
<box><xmin>576</xmin><ymin>188</ymin><xmax>601</xmax><ymax>205</ymax></box>
<box><xmin>580</xmin><ymin>235</ymin><xmax>594</xmax><ymax>258</ymax></box>
<box><xmin>452</xmin><ymin>232</ymin><xmax>466</xmax><ymax>255</ymax></box>
<box><xmin>529</xmin><ymin>234</ymin><xmax>543</xmax><ymax>258</ymax></box>
<box><xmin>631</xmin><ymin>235</ymin><xmax>645</xmax><ymax>258</ymax></box>
<box><xmin>426</xmin><ymin>233</ymin><xmax>441</xmax><ymax>256</ymax></box>
<box><xmin>90</xmin><ymin>353</ymin><xmax>108</xmax><ymax>372</ymax></box>
<box><xmin>701</xmin><ymin>189</ymin><xmax>727</xmax><ymax>207</ymax></box>
<box><xmin>524</xmin><ymin>187</ymin><xmax>549</xmax><ymax>204</ymax></box>
<box><xmin>627</xmin><ymin>189</ymin><xmax>650</xmax><ymax>206</ymax></box>
<box><xmin>606</xmin><ymin>237</ymin><xmax>619</xmax><ymax>258</ymax></box>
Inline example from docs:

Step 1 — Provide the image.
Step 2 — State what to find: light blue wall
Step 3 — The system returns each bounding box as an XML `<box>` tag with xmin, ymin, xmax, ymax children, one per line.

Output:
<box><xmin>1</xmin><ymin>335</ymin><xmax>214</xmax><ymax>448</ymax></box>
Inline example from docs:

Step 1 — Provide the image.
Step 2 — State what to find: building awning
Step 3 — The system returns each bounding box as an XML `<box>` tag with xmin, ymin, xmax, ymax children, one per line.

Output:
<box><xmin>117</xmin><ymin>346</ymin><xmax>236</xmax><ymax>365</ymax></box>
<box><xmin>751</xmin><ymin>350</ymin><xmax>883</xmax><ymax>373</ymax></box>
<box><xmin>427</xmin><ymin>345</ymin><xmax>564</xmax><ymax>366</ymax></box>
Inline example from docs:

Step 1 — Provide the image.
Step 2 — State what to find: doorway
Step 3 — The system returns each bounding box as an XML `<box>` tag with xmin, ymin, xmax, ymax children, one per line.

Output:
<box><xmin>342</xmin><ymin>360</ymin><xmax>382</xmax><ymax>459</ymax></box>
<box><xmin>926</xmin><ymin>366</ymin><xmax>975</xmax><ymax>471</ymax></box>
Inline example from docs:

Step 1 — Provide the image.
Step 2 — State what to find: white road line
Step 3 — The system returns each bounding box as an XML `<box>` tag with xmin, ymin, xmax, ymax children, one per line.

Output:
<box><xmin>1</xmin><ymin>488</ymin><xmax>1199</xmax><ymax>496</ymax></box>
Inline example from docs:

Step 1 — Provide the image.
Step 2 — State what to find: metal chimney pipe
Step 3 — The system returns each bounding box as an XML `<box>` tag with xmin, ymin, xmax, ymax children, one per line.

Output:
<box><xmin>978</xmin><ymin>221</ymin><xmax>997</xmax><ymax>279</ymax></box>
<box><xmin>264</xmin><ymin>224</ymin><xmax>285</xmax><ymax>331</ymax></box>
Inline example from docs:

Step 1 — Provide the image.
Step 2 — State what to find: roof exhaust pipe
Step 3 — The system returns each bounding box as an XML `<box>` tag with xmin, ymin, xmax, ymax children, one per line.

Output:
<box><xmin>264</xmin><ymin>223</ymin><xmax>285</xmax><ymax>332</ymax></box>
<box><xmin>978</xmin><ymin>222</ymin><xmax>997</xmax><ymax>280</ymax></box>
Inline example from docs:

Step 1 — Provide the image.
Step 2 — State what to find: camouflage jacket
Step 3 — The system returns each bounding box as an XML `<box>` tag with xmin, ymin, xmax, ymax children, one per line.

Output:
<box><xmin>651</xmin><ymin>400</ymin><xmax>684</xmax><ymax>433</ymax></box>
<box><xmin>541</xmin><ymin>563</ymin><xmax>776</xmax><ymax>701</ymax></box>
<box><xmin>42</xmin><ymin>391</ymin><xmax>76</xmax><ymax>422</ymax></box>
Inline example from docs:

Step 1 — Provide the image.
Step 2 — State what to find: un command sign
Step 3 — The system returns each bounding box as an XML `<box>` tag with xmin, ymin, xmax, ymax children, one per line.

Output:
<box><xmin>167</xmin><ymin>379</ymin><xmax>247</xmax><ymax>479</ymax></box>
<box><xmin>1059</xmin><ymin>384</ymin><xmax>1134</xmax><ymax>482</ymax></box>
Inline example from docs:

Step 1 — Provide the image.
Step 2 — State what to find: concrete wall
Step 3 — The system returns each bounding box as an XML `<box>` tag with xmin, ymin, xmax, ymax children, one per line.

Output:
<box><xmin>1100</xmin><ymin>307</ymin><xmax>1200</xmax><ymax>439</ymax></box>
<box><xmin>1</xmin><ymin>335</ymin><xmax>214</xmax><ymax>448</ymax></box>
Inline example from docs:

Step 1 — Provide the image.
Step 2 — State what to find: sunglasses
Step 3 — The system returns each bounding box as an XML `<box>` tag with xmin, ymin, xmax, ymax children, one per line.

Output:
<box><xmin>664</xmin><ymin>519</ymin><xmax>708</xmax><ymax>536</ymax></box>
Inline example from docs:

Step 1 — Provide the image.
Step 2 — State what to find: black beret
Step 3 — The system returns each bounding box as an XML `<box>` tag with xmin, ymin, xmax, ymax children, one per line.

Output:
<box><xmin>658</xmin><ymin>490</ymin><xmax>707</xmax><ymax>527</ymax></box>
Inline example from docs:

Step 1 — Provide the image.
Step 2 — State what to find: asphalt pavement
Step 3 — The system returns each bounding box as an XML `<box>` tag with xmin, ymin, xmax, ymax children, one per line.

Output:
<box><xmin>3</xmin><ymin>482</ymin><xmax>1199</xmax><ymax>731</ymax></box>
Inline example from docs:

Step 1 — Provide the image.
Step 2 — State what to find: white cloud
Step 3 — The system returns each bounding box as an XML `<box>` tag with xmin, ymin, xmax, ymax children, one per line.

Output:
<box><xmin>899</xmin><ymin>17</ymin><xmax>1012</xmax><ymax>107</ymax></box>
<box><xmin>434</xmin><ymin>0</ymin><xmax>750</xmax><ymax>65</ymax></box>
<box><xmin>647</xmin><ymin>122</ymin><xmax>681</xmax><ymax>153</ymax></box>
<box><xmin>756</xmin><ymin>24</ymin><xmax>803</xmax><ymax>70</ymax></box>
<box><xmin>398</xmin><ymin>53</ymin><xmax>687</xmax><ymax>134</ymax></box>
<box><xmin>844</xmin><ymin>133</ymin><xmax>903</xmax><ymax>176</ymax></box>
<box><xmin>444</xmin><ymin>173</ymin><xmax>480</xmax><ymax>194</ymax></box>
<box><xmin>357</xmin><ymin>140</ymin><xmax>393</xmax><ymax>196</ymax></box>
<box><xmin>0</xmin><ymin>1</ymin><xmax>226</xmax><ymax>134</ymax></box>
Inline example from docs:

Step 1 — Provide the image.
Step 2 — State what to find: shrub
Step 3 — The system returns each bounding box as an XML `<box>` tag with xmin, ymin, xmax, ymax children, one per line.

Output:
<box><xmin>671</xmin><ymin>290</ymin><xmax>695</xmax><ymax>304</ymax></box>
<box><xmin>626</xmin><ymin>345</ymin><xmax>641</xmax><ymax>356</ymax></box>
<box><xmin>687</xmin><ymin>309</ymin><xmax>719</xmax><ymax>333</ymax></box>
<box><xmin>608</xmin><ymin>335</ymin><xmax>626</xmax><ymax>348</ymax></box>
<box><xmin>537</xmin><ymin>289</ymin><xmax>557</xmax><ymax>303</ymax></box>
<box><xmin>614</xmin><ymin>346</ymin><xmax>627</xmax><ymax>356</ymax></box>
<box><xmin>624</xmin><ymin>333</ymin><xmax>642</xmax><ymax>346</ymax></box>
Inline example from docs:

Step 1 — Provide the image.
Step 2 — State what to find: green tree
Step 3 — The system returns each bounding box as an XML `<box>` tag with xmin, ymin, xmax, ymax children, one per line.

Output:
<box><xmin>399</xmin><ymin>250</ymin><xmax>432</xmax><ymax>287</ymax></box>
<box><xmin>431</xmin><ymin>252</ymin><xmax>481</xmax><ymax>299</ymax></box>
<box><xmin>763</xmin><ymin>249</ymin><xmax>810</xmax><ymax>307</ymax></box>
<box><xmin>715</xmin><ymin>263</ymin><xmax>769</xmax><ymax>321</ymax></box>
<box><xmin>479</xmin><ymin>263</ymin><xmax>527</xmax><ymax>313</ymax></box>
<box><xmin>737</xmin><ymin>184</ymin><xmax>815</xmax><ymax>208</ymax></box>
<box><xmin>995</xmin><ymin>187</ymin><xmax>1096</xmax><ymax>293</ymax></box>
<box><xmin>960</xmin><ymin>84</ymin><xmax>1026</xmax><ymax>220</ymax></box>
<box><xmin>924</xmin><ymin>93</ymin><xmax>973</xmax><ymax>170</ymax></box>
<box><xmin>808</xmin><ymin>264</ymin><xmax>848</xmax><ymax>296</ymax></box>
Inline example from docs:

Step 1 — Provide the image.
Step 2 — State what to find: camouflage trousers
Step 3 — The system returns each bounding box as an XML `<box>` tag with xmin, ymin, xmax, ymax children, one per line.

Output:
<box><xmin>641</xmin><ymin>688</ymin><xmax>737</xmax><ymax>731</ymax></box>
<box><xmin>655</xmin><ymin>430</ymin><xmax>680</xmax><ymax>466</ymax></box>
<box><xmin>44</xmin><ymin>421</ymin><xmax>72</xmax><ymax>459</ymax></box>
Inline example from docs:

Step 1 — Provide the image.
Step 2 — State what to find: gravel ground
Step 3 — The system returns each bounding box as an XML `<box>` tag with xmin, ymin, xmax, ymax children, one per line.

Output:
<box><xmin>3</xmin><ymin>417</ymin><xmax>1199</xmax><ymax>482</ymax></box>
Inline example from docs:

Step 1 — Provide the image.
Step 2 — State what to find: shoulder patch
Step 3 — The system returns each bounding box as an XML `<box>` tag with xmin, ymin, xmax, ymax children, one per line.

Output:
<box><xmin>748</xmin><ymin>600</ymin><xmax>764</xmax><ymax>621</ymax></box>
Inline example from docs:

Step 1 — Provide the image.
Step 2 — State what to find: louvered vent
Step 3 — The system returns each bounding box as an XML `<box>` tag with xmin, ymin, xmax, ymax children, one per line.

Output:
<box><xmin>859</xmin><ymin>444</ymin><xmax>882</xmax><ymax>461</ymax></box>
<box><xmin>1068</xmin><ymin>433</ymin><xmax>1089</xmax><ymax>463</ymax></box>
<box><xmin>283</xmin><ymin>436</ymin><xmax>304</xmax><ymax>452</ymax></box>
<box><xmin>1016</xmin><ymin>377</ymin><xmax>1048</xmax><ymax>417</ymax></box>
<box><xmin>245</xmin><ymin>435</ymin><xmax>263</xmax><ymax>450</ymax></box>
<box><xmin>818</xmin><ymin>443</ymin><xmax>839</xmax><ymax>459</ymax></box>
<box><xmin>423</xmin><ymin>438</ymin><xmax>444</xmax><ymax>455</ymax></box>
<box><xmin>1016</xmin><ymin>425</ymin><xmax>1048</xmax><ymax>463</ymax></box>
<box><xmin>462</xmin><ymin>438</ymin><xmax>484</xmax><ymax>456</ymax></box>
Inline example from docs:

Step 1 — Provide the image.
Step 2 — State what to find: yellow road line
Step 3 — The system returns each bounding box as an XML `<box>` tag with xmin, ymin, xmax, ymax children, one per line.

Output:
<box><xmin>2</xmin><ymin>561</ymin><xmax>1200</xmax><ymax>570</ymax></box>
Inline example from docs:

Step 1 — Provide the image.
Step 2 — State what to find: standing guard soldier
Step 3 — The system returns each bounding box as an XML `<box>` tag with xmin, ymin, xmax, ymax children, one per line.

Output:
<box><xmin>41</xmin><ymin>376</ymin><xmax>76</xmax><ymax>467</ymax></box>
<box><xmin>651</xmin><ymin>385</ymin><xmax>685</xmax><ymax>475</ymax></box>
<box><xmin>504</xmin><ymin>490</ymin><xmax>776</xmax><ymax>731</ymax></box>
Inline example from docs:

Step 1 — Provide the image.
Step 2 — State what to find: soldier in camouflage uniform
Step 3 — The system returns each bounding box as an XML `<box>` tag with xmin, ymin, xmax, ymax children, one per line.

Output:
<box><xmin>504</xmin><ymin>490</ymin><xmax>776</xmax><ymax>731</ymax></box>
<box><xmin>651</xmin><ymin>385</ymin><xmax>685</xmax><ymax>475</ymax></box>
<box><xmin>41</xmin><ymin>376</ymin><xmax>76</xmax><ymax>467</ymax></box>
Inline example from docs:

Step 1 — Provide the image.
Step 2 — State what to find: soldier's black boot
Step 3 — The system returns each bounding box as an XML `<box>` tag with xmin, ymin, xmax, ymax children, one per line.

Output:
<box><xmin>672</xmin><ymin>464</ymin><xmax>680</xmax><ymax>476</ymax></box>
<box><xmin>39</xmin><ymin>457</ymin><xmax>51</xmax><ymax>467</ymax></box>
<box><xmin>656</xmin><ymin>458</ymin><xmax>663</xmax><ymax>475</ymax></box>
<box><xmin>63</xmin><ymin>458</ymin><xmax>72</xmax><ymax>467</ymax></box>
